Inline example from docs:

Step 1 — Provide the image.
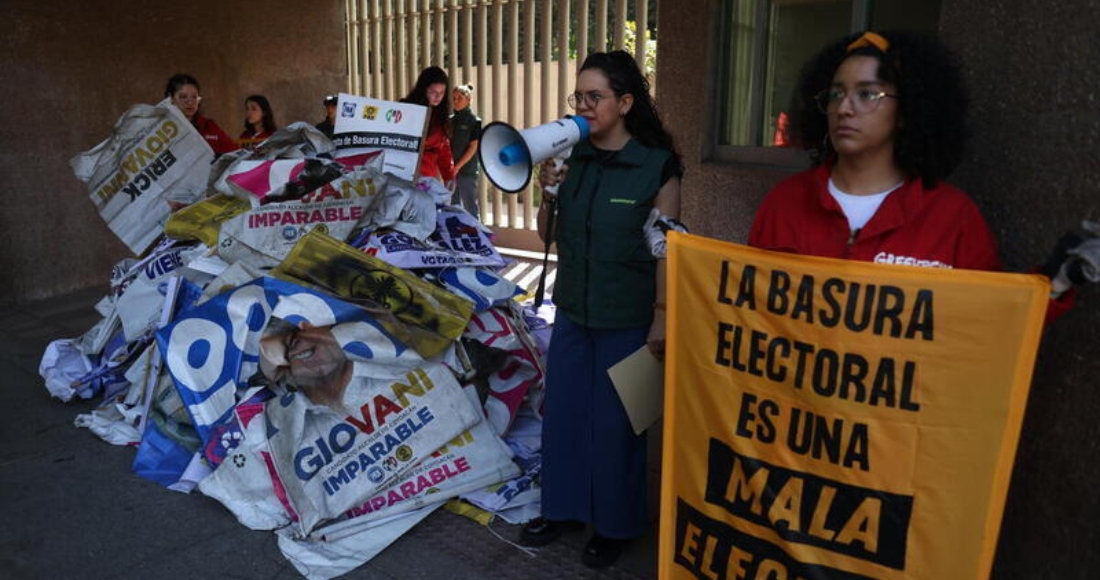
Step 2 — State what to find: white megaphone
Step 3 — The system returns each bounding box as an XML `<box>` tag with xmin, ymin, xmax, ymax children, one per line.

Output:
<box><xmin>478</xmin><ymin>116</ymin><xmax>590</xmax><ymax>193</ymax></box>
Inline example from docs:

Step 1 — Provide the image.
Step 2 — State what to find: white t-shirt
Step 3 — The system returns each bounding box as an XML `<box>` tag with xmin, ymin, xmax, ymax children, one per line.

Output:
<box><xmin>828</xmin><ymin>178</ymin><xmax>904</xmax><ymax>231</ymax></box>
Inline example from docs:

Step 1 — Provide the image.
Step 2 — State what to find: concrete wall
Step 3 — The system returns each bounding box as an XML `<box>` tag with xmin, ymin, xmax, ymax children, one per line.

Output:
<box><xmin>658</xmin><ymin>0</ymin><xmax>1099</xmax><ymax>577</ymax></box>
<box><xmin>0</xmin><ymin>0</ymin><xmax>346</xmax><ymax>303</ymax></box>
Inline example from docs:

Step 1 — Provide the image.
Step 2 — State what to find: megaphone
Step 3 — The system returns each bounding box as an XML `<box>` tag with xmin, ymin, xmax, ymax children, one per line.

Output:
<box><xmin>478</xmin><ymin>116</ymin><xmax>590</xmax><ymax>193</ymax></box>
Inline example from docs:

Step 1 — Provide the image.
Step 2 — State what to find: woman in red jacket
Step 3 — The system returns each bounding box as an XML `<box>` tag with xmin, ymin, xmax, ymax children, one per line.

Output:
<box><xmin>401</xmin><ymin>66</ymin><xmax>455</xmax><ymax>188</ymax></box>
<box><xmin>749</xmin><ymin>31</ymin><xmax>1074</xmax><ymax>318</ymax></box>
<box><xmin>164</xmin><ymin>73</ymin><xmax>239</xmax><ymax>157</ymax></box>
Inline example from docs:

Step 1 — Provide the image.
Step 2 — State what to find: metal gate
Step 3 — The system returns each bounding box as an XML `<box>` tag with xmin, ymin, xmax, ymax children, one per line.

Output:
<box><xmin>343</xmin><ymin>0</ymin><xmax>656</xmax><ymax>251</ymax></box>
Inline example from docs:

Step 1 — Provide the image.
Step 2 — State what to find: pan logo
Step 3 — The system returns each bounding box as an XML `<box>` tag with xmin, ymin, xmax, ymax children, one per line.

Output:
<box><xmin>367</xmin><ymin>466</ymin><xmax>384</xmax><ymax>483</ymax></box>
<box><xmin>340</xmin><ymin>102</ymin><xmax>356</xmax><ymax>118</ymax></box>
<box><xmin>385</xmin><ymin>109</ymin><xmax>403</xmax><ymax>123</ymax></box>
<box><xmin>361</xmin><ymin>105</ymin><xmax>380</xmax><ymax>120</ymax></box>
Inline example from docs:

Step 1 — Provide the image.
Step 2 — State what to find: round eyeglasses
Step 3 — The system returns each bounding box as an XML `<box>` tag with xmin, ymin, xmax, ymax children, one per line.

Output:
<box><xmin>815</xmin><ymin>88</ymin><xmax>897</xmax><ymax>114</ymax></box>
<box><xmin>567</xmin><ymin>91</ymin><xmax>614</xmax><ymax>109</ymax></box>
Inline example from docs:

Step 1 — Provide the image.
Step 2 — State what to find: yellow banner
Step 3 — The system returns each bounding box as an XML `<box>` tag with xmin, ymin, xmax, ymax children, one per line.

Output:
<box><xmin>271</xmin><ymin>229</ymin><xmax>475</xmax><ymax>358</ymax></box>
<box><xmin>659</xmin><ymin>232</ymin><xmax>1048</xmax><ymax>580</ymax></box>
<box><xmin>163</xmin><ymin>194</ymin><xmax>251</xmax><ymax>246</ymax></box>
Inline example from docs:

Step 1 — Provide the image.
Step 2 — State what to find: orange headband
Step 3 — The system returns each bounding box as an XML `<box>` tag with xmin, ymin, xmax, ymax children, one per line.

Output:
<box><xmin>847</xmin><ymin>31</ymin><xmax>890</xmax><ymax>53</ymax></box>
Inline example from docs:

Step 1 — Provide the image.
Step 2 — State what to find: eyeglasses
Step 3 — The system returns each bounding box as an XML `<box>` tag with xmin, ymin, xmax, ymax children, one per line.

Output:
<box><xmin>815</xmin><ymin>88</ymin><xmax>897</xmax><ymax>114</ymax></box>
<box><xmin>175</xmin><ymin>94</ymin><xmax>202</xmax><ymax>104</ymax></box>
<box><xmin>567</xmin><ymin>90</ymin><xmax>615</xmax><ymax>109</ymax></box>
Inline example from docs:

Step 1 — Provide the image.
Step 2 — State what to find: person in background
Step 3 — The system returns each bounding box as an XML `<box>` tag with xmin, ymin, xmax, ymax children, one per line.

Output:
<box><xmin>238</xmin><ymin>94</ymin><xmax>277</xmax><ymax>151</ymax></box>
<box><xmin>449</xmin><ymin>83</ymin><xmax>482</xmax><ymax>216</ymax></box>
<box><xmin>401</xmin><ymin>66</ymin><xmax>455</xmax><ymax>187</ymax></box>
<box><xmin>164</xmin><ymin>73</ymin><xmax>238</xmax><ymax>157</ymax></box>
<box><xmin>315</xmin><ymin>93</ymin><xmax>338</xmax><ymax>139</ymax></box>
<box><xmin>748</xmin><ymin>30</ymin><xmax>1079</xmax><ymax>320</ymax></box>
<box><xmin>521</xmin><ymin>51</ymin><xmax>683</xmax><ymax>569</ymax></box>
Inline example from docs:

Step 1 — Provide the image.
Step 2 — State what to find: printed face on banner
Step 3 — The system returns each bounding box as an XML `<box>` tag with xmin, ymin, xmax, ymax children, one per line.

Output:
<box><xmin>332</xmin><ymin>93</ymin><xmax>428</xmax><ymax>182</ymax></box>
<box><xmin>659</xmin><ymin>234</ymin><xmax>1049</xmax><ymax>580</ymax></box>
<box><xmin>259</xmin><ymin>320</ymin><xmax>353</xmax><ymax>409</ymax></box>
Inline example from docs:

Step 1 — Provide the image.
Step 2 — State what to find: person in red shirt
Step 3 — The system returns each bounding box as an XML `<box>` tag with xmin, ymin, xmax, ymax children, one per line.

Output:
<box><xmin>164</xmin><ymin>73</ymin><xmax>239</xmax><ymax>157</ymax></box>
<box><xmin>238</xmin><ymin>94</ymin><xmax>277</xmax><ymax>151</ymax></box>
<box><xmin>749</xmin><ymin>31</ymin><xmax>1076</xmax><ymax>320</ymax></box>
<box><xmin>401</xmin><ymin>66</ymin><xmax>455</xmax><ymax>188</ymax></box>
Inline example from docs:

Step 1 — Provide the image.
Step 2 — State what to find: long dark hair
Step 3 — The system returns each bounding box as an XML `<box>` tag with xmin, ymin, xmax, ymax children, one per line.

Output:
<box><xmin>244</xmin><ymin>94</ymin><xmax>278</xmax><ymax>134</ymax></box>
<box><xmin>164</xmin><ymin>73</ymin><xmax>200</xmax><ymax>99</ymax></box>
<box><xmin>401</xmin><ymin>66</ymin><xmax>452</xmax><ymax>137</ymax></box>
<box><xmin>794</xmin><ymin>30</ymin><xmax>969</xmax><ymax>187</ymax></box>
<box><xmin>579</xmin><ymin>50</ymin><xmax>681</xmax><ymax>169</ymax></box>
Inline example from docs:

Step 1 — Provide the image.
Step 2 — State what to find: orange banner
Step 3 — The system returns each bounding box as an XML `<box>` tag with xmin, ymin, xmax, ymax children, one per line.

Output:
<box><xmin>659</xmin><ymin>232</ymin><xmax>1048</xmax><ymax>580</ymax></box>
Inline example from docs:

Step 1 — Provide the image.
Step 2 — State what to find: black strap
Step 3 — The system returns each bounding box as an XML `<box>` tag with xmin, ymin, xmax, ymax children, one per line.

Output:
<box><xmin>533</xmin><ymin>199</ymin><xmax>556</xmax><ymax>308</ymax></box>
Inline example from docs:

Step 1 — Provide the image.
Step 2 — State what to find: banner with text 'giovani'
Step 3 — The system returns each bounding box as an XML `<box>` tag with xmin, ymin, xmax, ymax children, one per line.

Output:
<box><xmin>659</xmin><ymin>233</ymin><xmax>1048</xmax><ymax>580</ymax></box>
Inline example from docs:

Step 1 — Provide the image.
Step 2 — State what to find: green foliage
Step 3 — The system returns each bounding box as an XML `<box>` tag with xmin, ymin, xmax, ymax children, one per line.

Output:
<box><xmin>623</xmin><ymin>21</ymin><xmax>658</xmax><ymax>80</ymax></box>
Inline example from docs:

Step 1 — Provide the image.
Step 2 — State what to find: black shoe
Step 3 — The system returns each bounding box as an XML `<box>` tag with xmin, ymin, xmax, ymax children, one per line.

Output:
<box><xmin>581</xmin><ymin>534</ymin><xmax>629</xmax><ymax>568</ymax></box>
<box><xmin>519</xmin><ymin>517</ymin><xmax>585</xmax><ymax>547</ymax></box>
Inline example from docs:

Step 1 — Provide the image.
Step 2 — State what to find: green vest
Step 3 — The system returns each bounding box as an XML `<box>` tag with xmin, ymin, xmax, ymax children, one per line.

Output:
<box><xmin>554</xmin><ymin>139</ymin><xmax>671</xmax><ymax>328</ymax></box>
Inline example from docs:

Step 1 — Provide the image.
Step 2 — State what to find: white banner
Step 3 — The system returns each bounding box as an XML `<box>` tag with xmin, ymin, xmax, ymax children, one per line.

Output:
<box><xmin>71</xmin><ymin>99</ymin><xmax>214</xmax><ymax>254</ymax></box>
<box><xmin>264</xmin><ymin>361</ymin><xmax>483</xmax><ymax>535</ymax></box>
<box><xmin>332</xmin><ymin>94</ymin><xmax>428</xmax><ymax>182</ymax></box>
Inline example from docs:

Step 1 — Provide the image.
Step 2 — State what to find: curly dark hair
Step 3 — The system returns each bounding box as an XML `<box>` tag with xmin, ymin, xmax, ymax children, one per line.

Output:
<box><xmin>579</xmin><ymin>50</ymin><xmax>682</xmax><ymax>170</ymax></box>
<box><xmin>401</xmin><ymin>66</ymin><xmax>452</xmax><ymax>137</ymax></box>
<box><xmin>793</xmin><ymin>30</ymin><xmax>969</xmax><ymax>187</ymax></box>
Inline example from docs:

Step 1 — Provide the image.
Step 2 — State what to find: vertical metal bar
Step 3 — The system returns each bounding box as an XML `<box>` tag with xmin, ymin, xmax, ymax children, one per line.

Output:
<box><xmin>448</xmin><ymin>0</ymin><xmax>459</xmax><ymax>78</ymax></box>
<box><xmin>421</xmin><ymin>0</ymin><xmax>432</xmax><ymax>69</ymax></box>
<box><xmin>508</xmin><ymin>0</ymin><xmax>520</xmax><ymax>125</ymax></box>
<box><xmin>385</xmin><ymin>0</ymin><xmax>396</xmax><ymax>100</ymax></box>
<box><xmin>540</xmin><ymin>0</ymin><xmax>553</xmax><ymax>123</ymax></box>
<box><xmin>634</xmin><ymin>0</ymin><xmax>648</xmax><ymax>72</ymax></box>
<box><xmin>613</xmin><ymin>0</ymin><xmax>627</xmax><ymax>49</ymax></box>
<box><xmin>347</xmin><ymin>1</ymin><xmax>360</xmax><ymax>94</ymax></box>
<box><xmin>463</xmin><ymin>0</ymin><xmax>474</xmax><ymax>93</ymax></box>
<box><xmin>556</xmin><ymin>0</ymin><xmax>571</xmax><ymax>119</ymax></box>
<box><xmin>408</xmin><ymin>0</ymin><xmax>420</xmax><ymax>79</ymax></box>
<box><xmin>477</xmin><ymin>1</ymin><xmax>489</xmax><ymax>123</ymax></box>
<box><xmin>435</xmin><ymin>0</ymin><xmax>446</xmax><ymax>67</ymax></box>
<box><xmin>524</xmin><ymin>0</ymin><xmax>536</xmax><ymax>128</ymax></box>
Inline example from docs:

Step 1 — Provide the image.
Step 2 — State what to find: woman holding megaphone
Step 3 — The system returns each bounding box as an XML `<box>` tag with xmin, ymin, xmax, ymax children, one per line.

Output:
<box><xmin>522</xmin><ymin>50</ymin><xmax>682</xmax><ymax>568</ymax></box>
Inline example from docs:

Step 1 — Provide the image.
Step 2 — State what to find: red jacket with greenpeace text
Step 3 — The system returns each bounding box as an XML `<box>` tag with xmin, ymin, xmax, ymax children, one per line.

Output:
<box><xmin>748</xmin><ymin>163</ymin><xmax>1073</xmax><ymax>322</ymax></box>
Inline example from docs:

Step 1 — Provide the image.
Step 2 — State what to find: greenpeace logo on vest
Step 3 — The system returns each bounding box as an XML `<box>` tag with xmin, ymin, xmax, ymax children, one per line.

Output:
<box><xmin>873</xmin><ymin>252</ymin><xmax>952</xmax><ymax>269</ymax></box>
<box><xmin>608</xmin><ymin>198</ymin><xmax>636</xmax><ymax>205</ymax></box>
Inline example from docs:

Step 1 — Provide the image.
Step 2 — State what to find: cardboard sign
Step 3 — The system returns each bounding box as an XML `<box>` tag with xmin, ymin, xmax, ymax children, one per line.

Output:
<box><xmin>660</xmin><ymin>233</ymin><xmax>1048</xmax><ymax>580</ymax></box>
<box><xmin>333</xmin><ymin>94</ymin><xmax>428</xmax><ymax>182</ymax></box>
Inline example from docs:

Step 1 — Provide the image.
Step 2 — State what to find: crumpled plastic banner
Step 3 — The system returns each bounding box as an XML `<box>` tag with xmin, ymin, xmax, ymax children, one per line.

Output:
<box><xmin>157</xmin><ymin>276</ymin><xmax>409</xmax><ymax>448</ymax></box>
<box><xmin>265</xmin><ymin>361</ymin><xmax>483</xmax><ymax>536</ymax></box>
<box><xmin>463</xmin><ymin>305</ymin><xmax>545</xmax><ymax>435</ymax></box>
<box><xmin>276</xmin><ymin>503</ymin><xmax>441</xmax><ymax>580</ymax></box>
<box><xmin>271</xmin><ymin>229</ymin><xmax>475</xmax><ymax>359</ymax></box>
<box><xmin>352</xmin><ymin>206</ymin><xmax>506</xmax><ymax>271</ymax></box>
<box><xmin>71</xmin><ymin>98</ymin><xmax>214</xmax><ymax>254</ymax></box>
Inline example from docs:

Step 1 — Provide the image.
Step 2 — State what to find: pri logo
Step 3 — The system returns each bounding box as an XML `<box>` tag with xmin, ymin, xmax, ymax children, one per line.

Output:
<box><xmin>341</xmin><ymin>102</ymin><xmax>356</xmax><ymax>118</ymax></box>
<box><xmin>362</xmin><ymin>105</ymin><xmax>379</xmax><ymax>120</ymax></box>
<box><xmin>383</xmin><ymin>456</ymin><xmax>399</xmax><ymax>472</ymax></box>
<box><xmin>384</xmin><ymin>109</ymin><xmax>403</xmax><ymax>123</ymax></box>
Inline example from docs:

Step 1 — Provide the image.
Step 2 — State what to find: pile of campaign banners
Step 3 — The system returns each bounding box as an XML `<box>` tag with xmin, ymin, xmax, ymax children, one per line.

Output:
<box><xmin>45</xmin><ymin>103</ymin><xmax>551</xmax><ymax>579</ymax></box>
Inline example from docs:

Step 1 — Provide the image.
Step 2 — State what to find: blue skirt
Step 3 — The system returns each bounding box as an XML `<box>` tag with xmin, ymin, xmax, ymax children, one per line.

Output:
<box><xmin>539</xmin><ymin>311</ymin><xmax>649</xmax><ymax>539</ymax></box>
